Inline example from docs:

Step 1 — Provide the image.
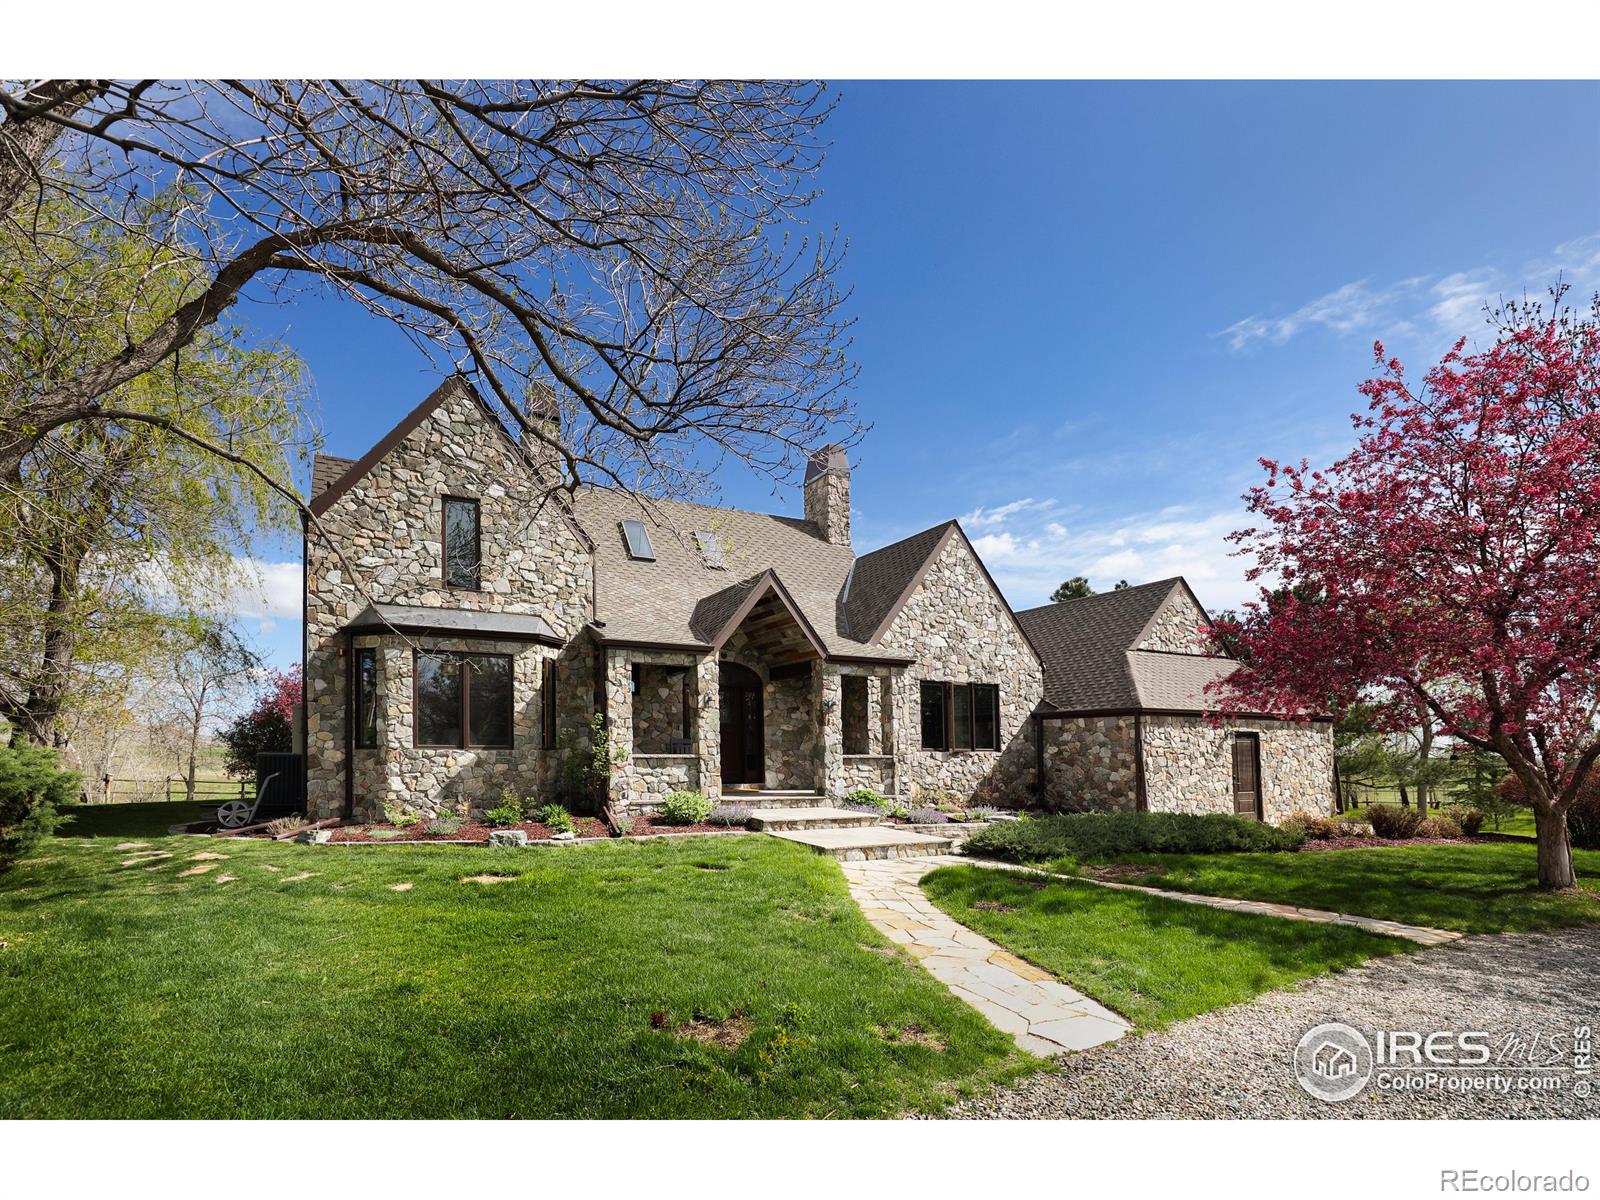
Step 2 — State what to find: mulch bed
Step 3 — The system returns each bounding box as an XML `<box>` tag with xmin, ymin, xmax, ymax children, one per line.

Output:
<box><xmin>618</xmin><ymin>814</ymin><xmax>747</xmax><ymax>837</ymax></box>
<box><xmin>330</xmin><ymin>817</ymin><xmax>609</xmax><ymax>844</ymax></box>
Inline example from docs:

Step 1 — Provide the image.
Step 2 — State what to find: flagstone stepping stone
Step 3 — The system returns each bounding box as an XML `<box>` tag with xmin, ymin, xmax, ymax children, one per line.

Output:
<box><xmin>178</xmin><ymin>863</ymin><xmax>217</xmax><ymax>877</ymax></box>
<box><xmin>260</xmin><ymin>864</ymin><xmax>282</xmax><ymax>872</ymax></box>
<box><xmin>387</xmin><ymin>882</ymin><xmax>414</xmax><ymax>892</ymax></box>
<box><xmin>189</xmin><ymin>852</ymin><xmax>230</xmax><ymax>861</ymax></box>
<box><xmin>461</xmin><ymin>873</ymin><xmax>516</xmax><ymax>885</ymax></box>
<box><xmin>114</xmin><ymin>842</ymin><xmax>148</xmax><ymax>851</ymax></box>
<box><xmin>840</xmin><ymin>855</ymin><xmax>1131</xmax><ymax>1058</ymax></box>
<box><xmin>281</xmin><ymin>871</ymin><xmax>319</xmax><ymax>883</ymax></box>
<box><xmin>122</xmin><ymin>851</ymin><xmax>172</xmax><ymax>866</ymax></box>
<box><xmin>215</xmin><ymin>874</ymin><xmax>239</xmax><ymax>884</ymax></box>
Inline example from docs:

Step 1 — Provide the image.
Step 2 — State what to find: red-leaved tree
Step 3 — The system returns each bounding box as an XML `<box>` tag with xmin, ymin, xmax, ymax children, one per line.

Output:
<box><xmin>1212</xmin><ymin>293</ymin><xmax>1600</xmax><ymax>888</ymax></box>
<box><xmin>216</xmin><ymin>666</ymin><xmax>303</xmax><ymax>778</ymax></box>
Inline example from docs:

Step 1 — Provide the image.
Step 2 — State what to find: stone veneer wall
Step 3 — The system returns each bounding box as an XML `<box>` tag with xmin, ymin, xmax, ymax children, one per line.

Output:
<box><xmin>1137</xmin><ymin>586</ymin><xmax>1211</xmax><ymax>653</ymax></box>
<box><xmin>602</xmin><ymin>646</ymin><xmax>707</xmax><ymax>807</ymax></box>
<box><xmin>304</xmin><ymin>380</ymin><xmax>592</xmax><ymax>820</ymax></box>
<box><xmin>1141</xmin><ymin>714</ymin><xmax>1334</xmax><ymax>823</ymax></box>
<box><xmin>879</xmin><ymin>534</ymin><xmax>1044</xmax><ymax>806</ymax></box>
<box><xmin>1038</xmin><ymin>715</ymin><xmax>1138</xmax><ymax>812</ymax></box>
<box><xmin>632</xmin><ymin>664</ymin><xmax>689</xmax><ymax>752</ymax></box>
<box><xmin>348</xmin><ymin>633</ymin><xmax>552</xmax><ymax>820</ymax></box>
<box><xmin>765</xmin><ymin>673</ymin><xmax>816</xmax><ymax>789</ymax></box>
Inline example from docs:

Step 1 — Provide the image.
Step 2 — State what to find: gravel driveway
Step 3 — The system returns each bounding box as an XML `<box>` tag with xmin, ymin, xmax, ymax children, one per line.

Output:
<box><xmin>937</xmin><ymin>924</ymin><xmax>1600</xmax><ymax>1119</ymax></box>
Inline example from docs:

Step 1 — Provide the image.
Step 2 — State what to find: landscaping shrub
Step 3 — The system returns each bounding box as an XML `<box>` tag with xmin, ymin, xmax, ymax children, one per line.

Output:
<box><xmin>265</xmin><ymin>814</ymin><xmax>306</xmax><ymax>837</ymax></box>
<box><xmin>383</xmin><ymin>799</ymin><xmax>421</xmax><ymax>829</ymax></box>
<box><xmin>0</xmin><ymin>743</ymin><xmax>77</xmax><ymax>871</ymax></box>
<box><xmin>484</xmin><ymin>803</ymin><xmax>524</xmax><ymax>828</ymax></box>
<box><xmin>1443</xmin><ymin>806</ymin><xmax>1485</xmax><ymax>836</ymax></box>
<box><xmin>659</xmin><ymin>790</ymin><xmax>713</xmax><ymax>825</ymax></box>
<box><xmin>1366</xmin><ymin>804</ymin><xmax>1424</xmax><ymax>839</ymax></box>
<box><xmin>609</xmin><ymin>812</ymin><xmax>635</xmax><ymax>837</ymax></box>
<box><xmin>843</xmin><ymin>788</ymin><xmax>888</xmax><ymax>812</ymax></box>
<box><xmin>906</xmin><ymin>807</ymin><xmax>950</xmax><ymax>824</ymax></box>
<box><xmin>1286</xmin><ymin>809</ymin><xmax>1341</xmax><ymax>840</ymax></box>
<box><xmin>1417</xmin><ymin>813</ymin><xmax>1464</xmax><ymax>839</ymax></box>
<box><xmin>708</xmin><ymin>803</ymin><xmax>751</xmax><ymax>827</ymax></box>
<box><xmin>427</xmin><ymin>813</ymin><xmax>465</xmax><ymax>837</ymax></box>
<box><xmin>962</xmin><ymin>811</ymin><xmax>1304</xmax><ymax>865</ymax></box>
<box><xmin>538</xmin><ymin>803</ymin><xmax>575</xmax><ymax>834</ymax></box>
<box><xmin>968</xmin><ymin>805</ymin><xmax>1002</xmax><ymax>822</ymax></box>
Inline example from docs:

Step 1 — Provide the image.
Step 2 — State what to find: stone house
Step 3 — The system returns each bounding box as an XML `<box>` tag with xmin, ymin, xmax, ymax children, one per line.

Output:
<box><xmin>301</xmin><ymin>376</ymin><xmax>1333</xmax><ymax>823</ymax></box>
<box><xmin>1016</xmin><ymin>581</ymin><xmax>1335</xmax><ymax>825</ymax></box>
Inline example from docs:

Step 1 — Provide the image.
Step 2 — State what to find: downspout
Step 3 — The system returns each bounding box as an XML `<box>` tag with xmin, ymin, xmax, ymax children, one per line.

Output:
<box><xmin>1134</xmin><ymin>712</ymin><xmax>1147</xmax><ymax>813</ymax></box>
<box><xmin>342</xmin><ymin>629</ymin><xmax>354</xmax><ymax>820</ymax></box>
<box><xmin>1033</xmin><ymin>713</ymin><xmax>1045</xmax><ymax>808</ymax></box>
<box><xmin>300</xmin><ymin>514</ymin><xmax>309</xmax><ymax>808</ymax></box>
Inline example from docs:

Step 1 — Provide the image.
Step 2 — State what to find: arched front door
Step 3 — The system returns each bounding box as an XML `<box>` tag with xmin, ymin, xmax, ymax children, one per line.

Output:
<box><xmin>719</xmin><ymin>662</ymin><xmax>765</xmax><ymax>786</ymax></box>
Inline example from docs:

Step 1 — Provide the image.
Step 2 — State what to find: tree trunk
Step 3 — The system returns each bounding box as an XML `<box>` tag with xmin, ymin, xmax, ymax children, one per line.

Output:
<box><xmin>0</xmin><ymin>80</ymin><xmax>104</xmax><ymax>216</ymax></box>
<box><xmin>1398</xmin><ymin>783</ymin><xmax>1410</xmax><ymax>808</ymax></box>
<box><xmin>1416</xmin><ymin>721</ymin><xmax>1433</xmax><ymax>817</ymax></box>
<box><xmin>1534</xmin><ymin>804</ymin><xmax>1575</xmax><ymax>889</ymax></box>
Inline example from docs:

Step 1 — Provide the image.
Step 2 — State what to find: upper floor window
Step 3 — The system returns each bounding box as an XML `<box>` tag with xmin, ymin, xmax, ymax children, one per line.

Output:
<box><xmin>620</xmin><ymin>519</ymin><xmax>655</xmax><ymax>561</ymax></box>
<box><xmin>920</xmin><ymin>681</ymin><xmax>1000</xmax><ymax>751</ymax></box>
<box><xmin>694</xmin><ymin>529</ymin><xmax>726</xmax><ymax>569</ymax></box>
<box><xmin>442</xmin><ymin>497</ymin><xmax>480</xmax><ymax>589</ymax></box>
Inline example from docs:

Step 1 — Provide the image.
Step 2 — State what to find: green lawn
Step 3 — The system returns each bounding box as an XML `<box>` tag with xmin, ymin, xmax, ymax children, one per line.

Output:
<box><xmin>921</xmin><ymin>865</ymin><xmax>1410</xmax><ymax>1030</ymax></box>
<box><xmin>1109</xmin><ymin>842</ymin><xmax>1600</xmax><ymax>935</ymax></box>
<box><xmin>0</xmin><ymin>806</ymin><xmax>1032</xmax><ymax>1118</ymax></box>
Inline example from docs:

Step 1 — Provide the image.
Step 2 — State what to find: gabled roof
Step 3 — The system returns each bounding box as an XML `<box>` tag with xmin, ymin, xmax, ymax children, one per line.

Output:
<box><xmin>841</xmin><ymin>521</ymin><xmax>956</xmax><ymax>643</ymax></box>
<box><xmin>571</xmin><ymin>489</ymin><xmax>912</xmax><ymax>661</ymax></box>
<box><xmin>689</xmin><ymin>570</ymin><xmax>829</xmax><ymax>658</ymax></box>
<box><xmin>1016</xmin><ymin>578</ymin><xmax>1236</xmax><ymax>713</ymax></box>
<box><xmin>307</xmin><ymin>375</ymin><xmax>530</xmax><ymax>517</ymax></box>
<box><xmin>311</xmin><ymin>453</ymin><xmax>357</xmax><ymax>499</ymax></box>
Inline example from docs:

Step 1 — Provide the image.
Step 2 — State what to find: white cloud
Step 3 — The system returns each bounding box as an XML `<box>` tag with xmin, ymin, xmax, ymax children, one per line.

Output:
<box><xmin>958</xmin><ymin>497</ymin><xmax>1264</xmax><ymax>615</ymax></box>
<box><xmin>224</xmin><ymin>558</ymin><xmax>302</xmax><ymax>621</ymax></box>
<box><xmin>1220</xmin><ymin>231</ymin><xmax>1600</xmax><ymax>353</ymax></box>
<box><xmin>960</xmin><ymin>497</ymin><xmax>1055</xmax><ymax>529</ymax></box>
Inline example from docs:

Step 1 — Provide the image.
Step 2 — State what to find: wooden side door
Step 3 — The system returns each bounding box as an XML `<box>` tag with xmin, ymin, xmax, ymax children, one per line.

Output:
<box><xmin>1232</xmin><ymin>732</ymin><xmax>1262</xmax><ymax>820</ymax></box>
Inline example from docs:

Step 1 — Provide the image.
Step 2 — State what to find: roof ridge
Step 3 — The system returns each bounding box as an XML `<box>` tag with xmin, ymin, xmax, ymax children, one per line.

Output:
<box><xmin>1014</xmin><ymin>575</ymin><xmax>1183</xmax><ymax>618</ymax></box>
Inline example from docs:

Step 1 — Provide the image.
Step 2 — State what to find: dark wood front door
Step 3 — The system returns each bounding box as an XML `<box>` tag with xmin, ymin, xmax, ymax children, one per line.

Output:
<box><xmin>1232</xmin><ymin>732</ymin><xmax>1262</xmax><ymax>820</ymax></box>
<box><xmin>719</xmin><ymin>663</ymin><xmax>765</xmax><ymax>786</ymax></box>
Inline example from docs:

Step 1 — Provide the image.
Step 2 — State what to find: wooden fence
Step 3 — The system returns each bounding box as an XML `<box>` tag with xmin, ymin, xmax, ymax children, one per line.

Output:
<box><xmin>87</xmin><ymin>776</ymin><xmax>255</xmax><ymax>806</ymax></box>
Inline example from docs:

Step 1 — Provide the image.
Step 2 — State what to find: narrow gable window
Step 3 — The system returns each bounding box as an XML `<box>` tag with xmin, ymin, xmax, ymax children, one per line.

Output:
<box><xmin>542</xmin><ymin>659</ymin><xmax>558</xmax><ymax>750</ymax></box>
<box><xmin>620</xmin><ymin>519</ymin><xmax>655</xmax><ymax>561</ymax></box>
<box><xmin>442</xmin><ymin>497</ymin><xmax>480</xmax><ymax>589</ymax></box>
<box><xmin>694</xmin><ymin>530</ymin><xmax>726</xmax><ymax>569</ymax></box>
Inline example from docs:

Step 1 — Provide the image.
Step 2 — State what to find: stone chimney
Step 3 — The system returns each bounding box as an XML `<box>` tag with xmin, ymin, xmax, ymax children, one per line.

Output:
<box><xmin>804</xmin><ymin>444</ymin><xmax>851</xmax><ymax>546</ymax></box>
<box><xmin>518</xmin><ymin>383</ymin><xmax>562</xmax><ymax>479</ymax></box>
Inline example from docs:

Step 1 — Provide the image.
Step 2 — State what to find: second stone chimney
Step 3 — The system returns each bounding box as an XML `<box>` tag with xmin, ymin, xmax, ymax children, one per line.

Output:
<box><xmin>803</xmin><ymin>444</ymin><xmax>851</xmax><ymax>546</ymax></box>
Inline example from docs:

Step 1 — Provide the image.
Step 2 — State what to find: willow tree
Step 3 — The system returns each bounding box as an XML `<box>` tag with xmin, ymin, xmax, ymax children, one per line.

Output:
<box><xmin>0</xmin><ymin>186</ymin><xmax>308</xmax><ymax>749</ymax></box>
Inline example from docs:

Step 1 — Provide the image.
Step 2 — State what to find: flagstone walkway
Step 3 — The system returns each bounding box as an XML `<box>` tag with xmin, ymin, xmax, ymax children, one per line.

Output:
<box><xmin>840</xmin><ymin>855</ymin><xmax>1131</xmax><ymax>1057</ymax></box>
<box><xmin>1078</xmin><ymin>874</ymin><xmax>1463</xmax><ymax>946</ymax></box>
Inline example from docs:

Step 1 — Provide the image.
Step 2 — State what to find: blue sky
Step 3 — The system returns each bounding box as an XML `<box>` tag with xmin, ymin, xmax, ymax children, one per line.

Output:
<box><xmin>234</xmin><ymin>81</ymin><xmax>1600</xmax><ymax>672</ymax></box>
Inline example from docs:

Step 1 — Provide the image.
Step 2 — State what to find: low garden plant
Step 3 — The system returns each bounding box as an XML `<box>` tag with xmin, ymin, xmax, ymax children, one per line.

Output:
<box><xmin>484</xmin><ymin>802</ymin><xmax>525</xmax><ymax>829</ymax></box>
<box><xmin>1366</xmin><ymin>804</ymin><xmax>1423</xmax><ymax>840</ymax></box>
<box><xmin>963</xmin><ymin>811</ymin><xmax>1304</xmax><ymax>866</ymax></box>
<box><xmin>708</xmin><ymin>803</ymin><xmax>751</xmax><ymax>827</ymax></box>
<box><xmin>659</xmin><ymin>789</ymin><xmax>713</xmax><ymax>825</ymax></box>
<box><xmin>383</xmin><ymin>799</ymin><xmax>422</xmax><ymax>829</ymax></box>
<box><xmin>538</xmin><ymin>803</ymin><xmax>575</xmax><ymax>834</ymax></box>
<box><xmin>843</xmin><ymin>788</ymin><xmax>888</xmax><ymax>812</ymax></box>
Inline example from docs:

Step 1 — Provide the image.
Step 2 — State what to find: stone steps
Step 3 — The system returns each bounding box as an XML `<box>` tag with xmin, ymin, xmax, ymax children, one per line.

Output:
<box><xmin>745</xmin><ymin>806</ymin><xmax>883</xmax><ymax>832</ymax></box>
<box><xmin>766</xmin><ymin>825</ymin><xmax>955</xmax><ymax>861</ymax></box>
<box><xmin>720</xmin><ymin>789</ymin><xmax>830</xmax><ymax>810</ymax></box>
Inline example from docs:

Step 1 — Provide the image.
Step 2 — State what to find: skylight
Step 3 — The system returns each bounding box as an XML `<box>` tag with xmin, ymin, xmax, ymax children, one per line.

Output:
<box><xmin>694</xmin><ymin>530</ymin><xmax>726</xmax><ymax>570</ymax></box>
<box><xmin>620</xmin><ymin>519</ymin><xmax>655</xmax><ymax>561</ymax></box>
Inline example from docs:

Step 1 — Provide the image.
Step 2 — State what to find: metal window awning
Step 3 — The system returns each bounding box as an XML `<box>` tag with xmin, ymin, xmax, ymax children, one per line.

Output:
<box><xmin>339</xmin><ymin>603</ymin><xmax>560</xmax><ymax>644</ymax></box>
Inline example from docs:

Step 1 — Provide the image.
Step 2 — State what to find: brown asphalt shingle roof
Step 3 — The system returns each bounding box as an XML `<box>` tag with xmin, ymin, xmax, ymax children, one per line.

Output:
<box><xmin>1015</xmin><ymin>579</ymin><xmax>1238</xmax><ymax>713</ymax></box>
<box><xmin>311</xmin><ymin>453</ymin><xmax>357</xmax><ymax>499</ymax></box>
<box><xmin>570</xmin><ymin>490</ymin><xmax>916</xmax><ymax>660</ymax></box>
<box><xmin>840</xmin><ymin>521</ymin><xmax>956</xmax><ymax>643</ymax></box>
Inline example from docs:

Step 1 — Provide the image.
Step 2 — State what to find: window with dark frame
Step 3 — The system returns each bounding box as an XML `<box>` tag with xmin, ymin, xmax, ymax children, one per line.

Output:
<box><xmin>920</xmin><ymin>680</ymin><xmax>1001</xmax><ymax>751</ymax></box>
<box><xmin>542</xmin><ymin>659</ymin><xmax>557</xmax><ymax>750</ymax></box>
<box><xmin>414</xmin><ymin>650</ymin><xmax>512</xmax><ymax>749</ymax></box>
<box><xmin>442</xmin><ymin>497</ymin><xmax>481</xmax><ymax>589</ymax></box>
<box><xmin>354</xmin><ymin>647</ymin><xmax>379</xmax><ymax>748</ymax></box>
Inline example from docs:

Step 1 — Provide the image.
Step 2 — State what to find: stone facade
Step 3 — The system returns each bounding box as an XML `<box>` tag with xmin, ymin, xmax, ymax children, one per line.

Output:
<box><xmin>304</xmin><ymin>380</ymin><xmax>591</xmax><ymax>820</ymax></box>
<box><xmin>1141</xmin><ymin>714</ymin><xmax>1334</xmax><ymax>823</ymax></box>
<box><xmin>803</xmin><ymin>444</ymin><xmax>851</xmax><ymax>546</ymax></box>
<box><xmin>1038</xmin><ymin>715</ymin><xmax>1138</xmax><ymax>812</ymax></box>
<box><xmin>879</xmin><ymin>532</ymin><xmax>1044</xmax><ymax>806</ymax></box>
<box><xmin>1136</xmin><ymin>585</ymin><xmax>1210</xmax><ymax>653</ymax></box>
